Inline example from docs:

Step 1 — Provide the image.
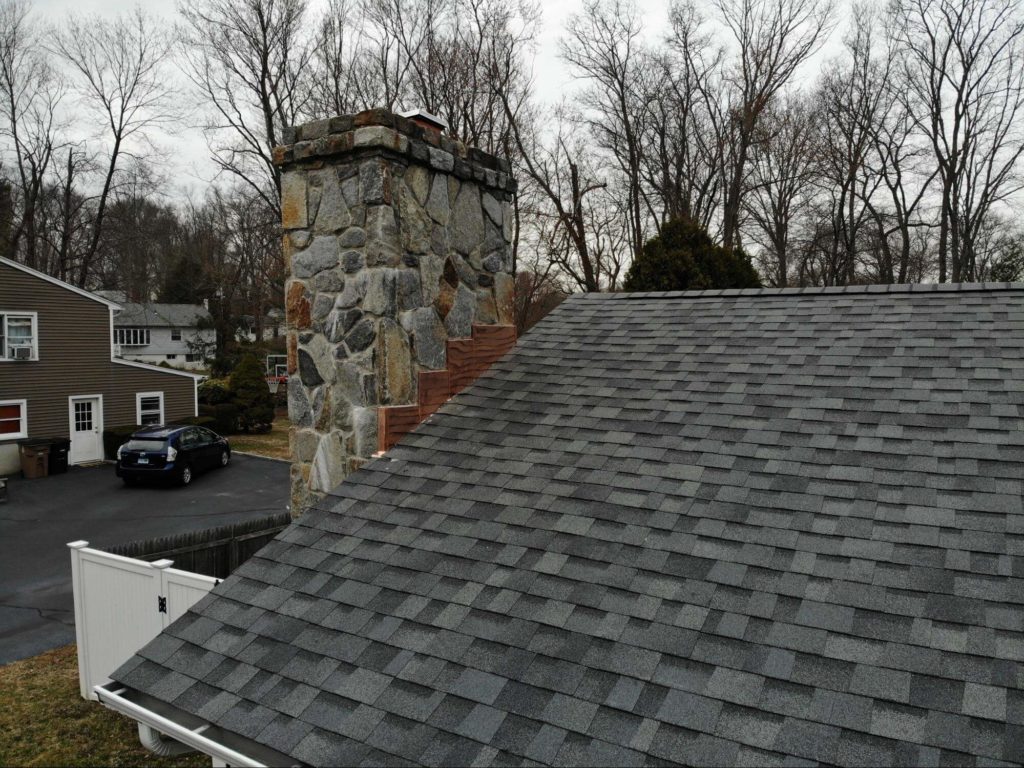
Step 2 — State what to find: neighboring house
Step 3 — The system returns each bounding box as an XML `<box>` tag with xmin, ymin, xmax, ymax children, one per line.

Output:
<box><xmin>102</xmin><ymin>285</ymin><xmax>1024</xmax><ymax>766</ymax></box>
<box><xmin>99</xmin><ymin>291</ymin><xmax>216</xmax><ymax>370</ymax></box>
<box><xmin>236</xmin><ymin>308</ymin><xmax>285</xmax><ymax>344</ymax></box>
<box><xmin>0</xmin><ymin>258</ymin><xmax>200</xmax><ymax>474</ymax></box>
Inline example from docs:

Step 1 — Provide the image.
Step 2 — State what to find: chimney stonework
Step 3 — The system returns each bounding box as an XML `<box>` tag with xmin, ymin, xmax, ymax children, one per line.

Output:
<box><xmin>274</xmin><ymin>109</ymin><xmax>517</xmax><ymax>513</ymax></box>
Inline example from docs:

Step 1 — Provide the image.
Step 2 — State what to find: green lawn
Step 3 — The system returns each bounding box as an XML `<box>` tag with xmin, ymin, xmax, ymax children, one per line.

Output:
<box><xmin>0</xmin><ymin>645</ymin><xmax>206</xmax><ymax>767</ymax></box>
<box><xmin>228</xmin><ymin>414</ymin><xmax>291</xmax><ymax>461</ymax></box>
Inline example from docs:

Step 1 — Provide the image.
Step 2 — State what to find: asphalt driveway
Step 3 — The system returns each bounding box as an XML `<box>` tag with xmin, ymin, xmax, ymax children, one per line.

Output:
<box><xmin>0</xmin><ymin>454</ymin><xmax>290</xmax><ymax>665</ymax></box>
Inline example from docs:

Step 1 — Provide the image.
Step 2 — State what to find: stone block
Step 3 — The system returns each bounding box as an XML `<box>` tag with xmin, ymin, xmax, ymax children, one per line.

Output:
<box><xmin>397</xmin><ymin>270</ymin><xmax>423</xmax><ymax>312</ymax></box>
<box><xmin>475</xmin><ymin>289</ymin><xmax>498</xmax><ymax>324</ymax></box>
<box><xmin>310</xmin><ymin>432</ymin><xmax>347</xmax><ymax>492</ymax></box>
<box><xmin>353</xmin><ymin>125</ymin><xmax>408</xmax><ymax>153</ymax></box>
<box><xmin>287</xmin><ymin>331</ymin><xmax>298</xmax><ymax>374</ymax></box>
<box><xmin>405</xmin><ymin>165</ymin><xmax>430</xmax><ymax>204</ymax></box>
<box><xmin>409</xmin><ymin>306</ymin><xmax>446</xmax><ymax>370</ymax></box>
<box><xmin>310</xmin><ymin>169</ymin><xmax>351</xmax><ymax>232</ymax></box>
<box><xmin>313</xmin><ymin>269</ymin><xmax>345</xmax><ymax>293</ymax></box>
<box><xmin>426</xmin><ymin>174</ymin><xmax>450</xmax><ymax>225</ymax></box>
<box><xmin>292</xmin><ymin>428</ymin><xmax>320</xmax><ymax>463</ymax></box>
<box><xmin>376</xmin><ymin>318</ymin><xmax>412</xmax><ymax>404</ymax></box>
<box><xmin>312</xmin><ymin>293</ymin><xmax>333</xmax><ymax>322</ymax></box>
<box><xmin>339</xmin><ymin>227</ymin><xmax>366</xmax><ymax>248</ymax></box>
<box><xmin>364</xmin><ymin>206</ymin><xmax>400</xmax><ymax>266</ymax></box>
<box><xmin>482</xmin><ymin>192</ymin><xmax>503</xmax><ymax>226</ymax></box>
<box><xmin>445</xmin><ymin>283</ymin><xmax>477</xmax><ymax>337</ymax></box>
<box><xmin>397</xmin><ymin>180</ymin><xmax>433</xmax><ymax>254</ymax></box>
<box><xmin>303</xmin><ymin>334</ymin><xmax>336</xmax><ymax>384</ymax></box>
<box><xmin>327</xmin><ymin>308</ymin><xmax>363</xmax><ymax>343</ymax></box>
<box><xmin>342</xmin><ymin>250</ymin><xmax>365</xmax><ymax>273</ymax></box>
<box><xmin>451</xmin><ymin>183</ymin><xmax>484</xmax><ymax>255</ymax></box>
<box><xmin>363</xmin><ymin>270</ymin><xmax>397</xmax><ymax>316</ymax></box>
<box><xmin>428</xmin><ymin>147</ymin><xmax>454</xmax><ymax>172</ymax></box>
<box><xmin>351</xmin><ymin>407</ymin><xmax>378</xmax><ymax>458</ymax></box>
<box><xmin>286</xmin><ymin>280</ymin><xmax>310</xmax><ymax>329</ymax></box>
<box><xmin>293</xmin><ymin>236</ymin><xmax>339</xmax><ymax>278</ymax></box>
<box><xmin>334</xmin><ymin>361</ymin><xmax>366</xmax><ymax>407</ymax></box>
<box><xmin>360</xmin><ymin>160</ymin><xmax>391</xmax><ymax>205</ymax></box>
<box><xmin>345</xmin><ymin>317</ymin><xmax>377</xmax><ymax>353</ymax></box>
<box><xmin>281</xmin><ymin>171</ymin><xmax>307</xmax><ymax>229</ymax></box>
<box><xmin>288</xmin><ymin>376</ymin><xmax>312</xmax><ymax>426</ymax></box>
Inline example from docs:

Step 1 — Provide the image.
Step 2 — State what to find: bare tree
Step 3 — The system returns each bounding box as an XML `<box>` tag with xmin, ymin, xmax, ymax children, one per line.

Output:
<box><xmin>307</xmin><ymin>0</ymin><xmax>368</xmax><ymax>118</ymax></box>
<box><xmin>746</xmin><ymin>94</ymin><xmax>817</xmax><ymax>286</ymax></box>
<box><xmin>891</xmin><ymin>0</ymin><xmax>1024</xmax><ymax>281</ymax></box>
<box><xmin>52</xmin><ymin>7</ymin><xmax>175</xmax><ymax>286</ymax></box>
<box><xmin>713</xmin><ymin>0</ymin><xmax>835</xmax><ymax>250</ymax></box>
<box><xmin>178</xmin><ymin>0</ymin><xmax>314</xmax><ymax>216</ymax></box>
<box><xmin>655</xmin><ymin>1</ymin><xmax>728</xmax><ymax>233</ymax></box>
<box><xmin>561</xmin><ymin>0</ymin><xmax>648</xmax><ymax>261</ymax></box>
<box><xmin>0</xmin><ymin>0</ymin><xmax>63</xmax><ymax>269</ymax></box>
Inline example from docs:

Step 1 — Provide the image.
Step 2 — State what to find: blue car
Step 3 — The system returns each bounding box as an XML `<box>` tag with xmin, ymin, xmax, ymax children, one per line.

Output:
<box><xmin>116</xmin><ymin>425</ymin><xmax>231</xmax><ymax>487</ymax></box>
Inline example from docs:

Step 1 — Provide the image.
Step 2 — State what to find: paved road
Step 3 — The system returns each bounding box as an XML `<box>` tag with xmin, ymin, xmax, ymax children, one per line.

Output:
<box><xmin>0</xmin><ymin>454</ymin><xmax>290</xmax><ymax>665</ymax></box>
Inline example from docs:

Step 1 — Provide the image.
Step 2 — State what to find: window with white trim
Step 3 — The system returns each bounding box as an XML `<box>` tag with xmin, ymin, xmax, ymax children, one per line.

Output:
<box><xmin>0</xmin><ymin>313</ymin><xmax>38</xmax><ymax>360</ymax></box>
<box><xmin>115</xmin><ymin>328</ymin><xmax>150</xmax><ymax>346</ymax></box>
<box><xmin>0</xmin><ymin>399</ymin><xmax>27</xmax><ymax>439</ymax></box>
<box><xmin>136</xmin><ymin>392</ymin><xmax>164</xmax><ymax>426</ymax></box>
<box><xmin>170</xmin><ymin>328</ymin><xmax>182</xmax><ymax>341</ymax></box>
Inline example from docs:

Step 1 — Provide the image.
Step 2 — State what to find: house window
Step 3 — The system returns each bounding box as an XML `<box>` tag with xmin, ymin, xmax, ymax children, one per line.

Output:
<box><xmin>136</xmin><ymin>392</ymin><xmax>164</xmax><ymax>426</ymax></box>
<box><xmin>166</xmin><ymin>354</ymin><xmax>177</xmax><ymax>360</ymax></box>
<box><xmin>0</xmin><ymin>313</ymin><xmax>38</xmax><ymax>360</ymax></box>
<box><xmin>185</xmin><ymin>353</ymin><xmax>198</xmax><ymax>362</ymax></box>
<box><xmin>0</xmin><ymin>400</ymin><xmax>27</xmax><ymax>439</ymax></box>
<box><xmin>115</xmin><ymin>328</ymin><xmax>150</xmax><ymax>346</ymax></box>
<box><xmin>171</xmin><ymin>328</ymin><xmax>182</xmax><ymax>341</ymax></box>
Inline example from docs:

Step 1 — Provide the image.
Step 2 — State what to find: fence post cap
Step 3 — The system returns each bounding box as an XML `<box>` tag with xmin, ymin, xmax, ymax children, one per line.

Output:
<box><xmin>68</xmin><ymin>540</ymin><xmax>89</xmax><ymax>549</ymax></box>
<box><xmin>152</xmin><ymin>559</ymin><xmax>174</xmax><ymax>569</ymax></box>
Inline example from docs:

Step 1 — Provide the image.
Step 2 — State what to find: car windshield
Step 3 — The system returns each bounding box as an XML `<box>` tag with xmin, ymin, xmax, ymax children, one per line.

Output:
<box><xmin>124</xmin><ymin>439</ymin><xmax>167</xmax><ymax>452</ymax></box>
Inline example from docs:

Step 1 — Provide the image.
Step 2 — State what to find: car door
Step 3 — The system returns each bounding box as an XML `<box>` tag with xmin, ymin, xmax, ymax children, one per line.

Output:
<box><xmin>201</xmin><ymin>428</ymin><xmax>225</xmax><ymax>465</ymax></box>
<box><xmin>178</xmin><ymin>428</ymin><xmax>202</xmax><ymax>469</ymax></box>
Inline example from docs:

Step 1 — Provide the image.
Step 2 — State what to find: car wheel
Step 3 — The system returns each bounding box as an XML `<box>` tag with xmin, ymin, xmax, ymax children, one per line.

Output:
<box><xmin>179</xmin><ymin>465</ymin><xmax>193</xmax><ymax>486</ymax></box>
<box><xmin>219</xmin><ymin>450</ymin><xmax>230</xmax><ymax>468</ymax></box>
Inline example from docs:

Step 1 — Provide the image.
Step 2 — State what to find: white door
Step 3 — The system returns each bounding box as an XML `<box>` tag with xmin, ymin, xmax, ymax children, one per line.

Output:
<box><xmin>69</xmin><ymin>396</ymin><xmax>103</xmax><ymax>464</ymax></box>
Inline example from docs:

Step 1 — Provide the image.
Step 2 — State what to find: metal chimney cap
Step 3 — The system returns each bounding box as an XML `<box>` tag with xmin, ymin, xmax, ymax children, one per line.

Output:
<box><xmin>399</xmin><ymin>109</ymin><xmax>448</xmax><ymax>133</ymax></box>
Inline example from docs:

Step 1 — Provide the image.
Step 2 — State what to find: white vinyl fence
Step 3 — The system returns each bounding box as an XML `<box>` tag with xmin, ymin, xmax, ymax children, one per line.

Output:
<box><xmin>68</xmin><ymin>540</ymin><xmax>218</xmax><ymax>700</ymax></box>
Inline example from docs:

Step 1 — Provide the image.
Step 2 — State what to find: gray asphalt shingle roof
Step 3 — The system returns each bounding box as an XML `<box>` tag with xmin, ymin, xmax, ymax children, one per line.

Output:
<box><xmin>114</xmin><ymin>285</ymin><xmax>1024</xmax><ymax>766</ymax></box>
<box><xmin>114</xmin><ymin>301</ymin><xmax>211</xmax><ymax>328</ymax></box>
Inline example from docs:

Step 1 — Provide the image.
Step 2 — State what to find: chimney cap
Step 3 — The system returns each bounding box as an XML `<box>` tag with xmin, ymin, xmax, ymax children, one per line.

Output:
<box><xmin>399</xmin><ymin>108</ymin><xmax>448</xmax><ymax>133</ymax></box>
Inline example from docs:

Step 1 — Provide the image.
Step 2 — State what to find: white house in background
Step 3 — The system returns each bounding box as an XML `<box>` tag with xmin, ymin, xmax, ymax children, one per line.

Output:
<box><xmin>97</xmin><ymin>292</ymin><xmax>216</xmax><ymax>370</ymax></box>
<box><xmin>235</xmin><ymin>307</ymin><xmax>285</xmax><ymax>343</ymax></box>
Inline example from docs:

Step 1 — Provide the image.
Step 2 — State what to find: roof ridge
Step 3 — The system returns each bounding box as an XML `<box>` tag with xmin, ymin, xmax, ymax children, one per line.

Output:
<box><xmin>575</xmin><ymin>282</ymin><xmax>1024</xmax><ymax>300</ymax></box>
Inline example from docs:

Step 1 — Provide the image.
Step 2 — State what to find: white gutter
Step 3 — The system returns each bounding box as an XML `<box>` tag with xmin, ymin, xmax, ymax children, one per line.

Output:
<box><xmin>95</xmin><ymin>683</ymin><xmax>266</xmax><ymax>768</ymax></box>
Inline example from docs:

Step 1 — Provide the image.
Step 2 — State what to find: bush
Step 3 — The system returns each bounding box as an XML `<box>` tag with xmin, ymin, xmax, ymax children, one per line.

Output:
<box><xmin>198</xmin><ymin>378</ymin><xmax>232</xmax><ymax>405</ymax></box>
<box><xmin>214</xmin><ymin>403</ymin><xmax>240</xmax><ymax>434</ymax></box>
<box><xmin>229</xmin><ymin>354</ymin><xmax>275</xmax><ymax>433</ymax></box>
<box><xmin>182</xmin><ymin>415</ymin><xmax>218</xmax><ymax>429</ymax></box>
<box><xmin>623</xmin><ymin>217</ymin><xmax>762</xmax><ymax>292</ymax></box>
<box><xmin>103</xmin><ymin>425</ymin><xmax>141</xmax><ymax>460</ymax></box>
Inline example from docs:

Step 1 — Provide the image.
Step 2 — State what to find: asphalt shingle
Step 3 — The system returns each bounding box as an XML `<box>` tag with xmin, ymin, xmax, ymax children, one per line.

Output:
<box><xmin>112</xmin><ymin>286</ymin><xmax>1024</xmax><ymax>765</ymax></box>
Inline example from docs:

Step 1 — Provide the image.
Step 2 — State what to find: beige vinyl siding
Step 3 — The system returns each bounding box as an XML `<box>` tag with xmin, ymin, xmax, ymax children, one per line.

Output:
<box><xmin>0</xmin><ymin>262</ymin><xmax>196</xmax><ymax>443</ymax></box>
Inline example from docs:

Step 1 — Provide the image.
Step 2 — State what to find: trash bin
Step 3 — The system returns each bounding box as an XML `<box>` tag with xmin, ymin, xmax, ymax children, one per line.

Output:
<box><xmin>48</xmin><ymin>437</ymin><xmax>71</xmax><ymax>474</ymax></box>
<box><xmin>18</xmin><ymin>439</ymin><xmax>50</xmax><ymax>479</ymax></box>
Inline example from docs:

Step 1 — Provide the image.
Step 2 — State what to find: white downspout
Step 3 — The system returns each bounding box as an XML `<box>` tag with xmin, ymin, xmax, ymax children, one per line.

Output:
<box><xmin>137</xmin><ymin>722</ymin><xmax>196</xmax><ymax>757</ymax></box>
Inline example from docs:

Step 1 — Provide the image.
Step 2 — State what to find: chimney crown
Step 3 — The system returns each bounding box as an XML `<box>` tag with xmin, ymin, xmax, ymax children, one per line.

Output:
<box><xmin>399</xmin><ymin>108</ymin><xmax>448</xmax><ymax>134</ymax></box>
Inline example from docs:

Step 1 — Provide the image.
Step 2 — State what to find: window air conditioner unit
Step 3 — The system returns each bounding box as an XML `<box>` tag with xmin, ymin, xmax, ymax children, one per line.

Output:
<box><xmin>12</xmin><ymin>345</ymin><xmax>32</xmax><ymax>360</ymax></box>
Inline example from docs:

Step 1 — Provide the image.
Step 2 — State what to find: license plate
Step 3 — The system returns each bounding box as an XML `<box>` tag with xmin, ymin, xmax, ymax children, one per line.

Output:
<box><xmin>137</xmin><ymin>457</ymin><xmax>149</xmax><ymax>465</ymax></box>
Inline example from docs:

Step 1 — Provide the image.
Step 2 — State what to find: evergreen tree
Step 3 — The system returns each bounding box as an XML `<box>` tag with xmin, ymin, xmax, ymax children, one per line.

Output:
<box><xmin>623</xmin><ymin>218</ymin><xmax>762</xmax><ymax>292</ymax></box>
<box><xmin>229</xmin><ymin>354</ymin><xmax>274</xmax><ymax>433</ymax></box>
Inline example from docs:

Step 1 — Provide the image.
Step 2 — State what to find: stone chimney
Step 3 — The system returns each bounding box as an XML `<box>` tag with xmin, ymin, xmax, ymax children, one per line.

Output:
<box><xmin>274</xmin><ymin>109</ymin><xmax>517</xmax><ymax>512</ymax></box>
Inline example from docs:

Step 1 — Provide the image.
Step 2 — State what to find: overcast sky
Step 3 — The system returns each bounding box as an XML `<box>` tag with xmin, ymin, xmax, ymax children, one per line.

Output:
<box><xmin>31</xmin><ymin>0</ymin><xmax>841</xmax><ymax>202</ymax></box>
